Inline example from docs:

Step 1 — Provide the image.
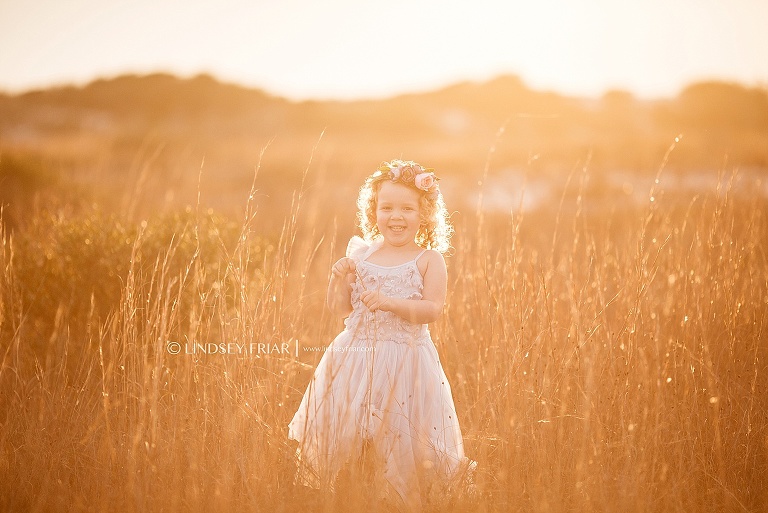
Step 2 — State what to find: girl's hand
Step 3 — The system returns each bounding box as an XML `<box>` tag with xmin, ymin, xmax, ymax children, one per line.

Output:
<box><xmin>331</xmin><ymin>257</ymin><xmax>356</xmax><ymax>278</ymax></box>
<box><xmin>360</xmin><ymin>289</ymin><xmax>392</xmax><ymax>312</ymax></box>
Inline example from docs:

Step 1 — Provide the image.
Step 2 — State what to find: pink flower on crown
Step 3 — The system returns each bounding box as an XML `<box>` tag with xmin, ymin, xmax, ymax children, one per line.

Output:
<box><xmin>377</xmin><ymin>160</ymin><xmax>440</xmax><ymax>197</ymax></box>
<box><xmin>400</xmin><ymin>164</ymin><xmax>417</xmax><ymax>183</ymax></box>
<box><xmin>414</xmin><ymin>172</ymin><xmax>435</xmax><ymax>191</ymax></box>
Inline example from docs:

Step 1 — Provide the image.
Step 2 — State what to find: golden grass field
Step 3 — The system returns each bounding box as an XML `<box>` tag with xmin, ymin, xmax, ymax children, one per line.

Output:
<box><xmin>1</xmin><ymin>76</ymin><xmax>767</xmax><ymax>512</ymax></box>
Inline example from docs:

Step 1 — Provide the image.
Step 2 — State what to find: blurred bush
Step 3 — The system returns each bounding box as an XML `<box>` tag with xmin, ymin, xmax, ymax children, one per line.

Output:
<box><xmin>3</xmin><ymin>206</ymin><xmax>275</xmax><ymax>353</ymax></box>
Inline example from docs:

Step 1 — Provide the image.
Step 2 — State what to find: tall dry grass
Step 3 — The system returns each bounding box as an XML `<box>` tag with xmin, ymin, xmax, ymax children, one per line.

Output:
<box><xmin>1</xmin><ymin>150</ymin><xmax>766</xmax><ymax>512</ymax></box>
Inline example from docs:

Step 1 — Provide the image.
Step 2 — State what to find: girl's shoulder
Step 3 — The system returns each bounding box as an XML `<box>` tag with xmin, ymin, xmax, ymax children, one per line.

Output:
<box><xmin>416</xmin><ymin>248</ymin><xmax>446</xmax><ymax>276</ymax></box>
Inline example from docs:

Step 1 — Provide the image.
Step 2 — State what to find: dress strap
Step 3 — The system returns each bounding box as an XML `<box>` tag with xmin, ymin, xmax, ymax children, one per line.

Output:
<box><xmin>414</xmin><ymin>248</ymin><xmax>428</xmax><ymax>263</ymax></box>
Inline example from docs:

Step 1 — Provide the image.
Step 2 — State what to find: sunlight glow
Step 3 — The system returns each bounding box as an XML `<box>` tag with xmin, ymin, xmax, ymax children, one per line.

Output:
<box><xmin>0</xmin><ymin>0</ymin><xmax>767</xmax><ymax>99</ymax></box>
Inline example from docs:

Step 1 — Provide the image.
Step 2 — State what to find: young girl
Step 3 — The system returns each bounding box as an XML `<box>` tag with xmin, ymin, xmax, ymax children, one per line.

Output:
<box><xmin>288</xmin><ymin>159</ymin><xmax>475</xmax><ymax>511</ymax></box>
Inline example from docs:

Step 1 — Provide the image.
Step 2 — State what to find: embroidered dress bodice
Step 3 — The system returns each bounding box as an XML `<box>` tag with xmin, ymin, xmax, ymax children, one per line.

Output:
<box><xmin>344</xmin><ymin>249</ymin><xmax>430</xmax><ymax>347</ymax></box>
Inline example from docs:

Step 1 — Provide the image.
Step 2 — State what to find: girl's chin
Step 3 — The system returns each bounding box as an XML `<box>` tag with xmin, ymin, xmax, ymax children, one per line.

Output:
<box><xmin>380</xmin><ymin>227</ymin><xmax>413</xmax><ymax>242</ymax></box>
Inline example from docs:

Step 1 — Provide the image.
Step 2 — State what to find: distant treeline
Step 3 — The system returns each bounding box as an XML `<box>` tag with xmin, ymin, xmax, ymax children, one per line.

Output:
<box><xmin>1</xmin><ymin>73</ymin><xmax>766</xmax><ymax>228</ymax></box>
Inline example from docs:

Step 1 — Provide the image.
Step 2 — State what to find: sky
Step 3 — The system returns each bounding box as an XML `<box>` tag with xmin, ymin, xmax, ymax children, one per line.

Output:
<box><xmin>1</xmin><ymin>0</ymin><xmax>767</xmax><ymax>100</ymax></box>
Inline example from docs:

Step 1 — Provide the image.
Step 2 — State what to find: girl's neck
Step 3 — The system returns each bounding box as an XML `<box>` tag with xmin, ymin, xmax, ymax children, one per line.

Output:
<box><xmin>380</xmin><ymin>240</ymin><xmax>420</xmax><ymax>253</ymax></box>
<box><xmin>366</xmin><ymin>240</ymin><xmax>423</xmax><ymax>266</ymax></box>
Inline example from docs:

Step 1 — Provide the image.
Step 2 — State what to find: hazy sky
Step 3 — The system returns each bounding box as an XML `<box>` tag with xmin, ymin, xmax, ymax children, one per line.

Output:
<box><xmin>1</xmin><ymin>0</ymin><xmax>767</xmax><ymax>100</ymax></box>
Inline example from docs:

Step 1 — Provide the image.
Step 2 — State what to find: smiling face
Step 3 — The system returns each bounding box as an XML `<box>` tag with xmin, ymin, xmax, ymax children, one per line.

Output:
<box><xmin>375</xmin><ymin>181</ymin><xmax>422</xmax><ymax>248</ymax></box>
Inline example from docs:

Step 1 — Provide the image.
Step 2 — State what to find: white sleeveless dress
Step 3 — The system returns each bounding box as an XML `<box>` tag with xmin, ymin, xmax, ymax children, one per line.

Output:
<box><xmin>288</xmin><ymin>236</ymin><xmax>475</xmax><ymax>510</ymax></box>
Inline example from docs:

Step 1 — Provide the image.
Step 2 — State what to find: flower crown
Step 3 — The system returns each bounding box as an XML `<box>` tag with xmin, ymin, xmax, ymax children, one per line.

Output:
<box><xmin>373</xmin><ymin>159</ymin><xmax>440</xmax><ymax>199</ymax></box>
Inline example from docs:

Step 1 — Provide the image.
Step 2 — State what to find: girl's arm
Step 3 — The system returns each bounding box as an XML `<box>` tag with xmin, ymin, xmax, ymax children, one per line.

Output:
<box><xmin>327</xmin><ymin>257</ymin><xmax>356</xmax><ymax>317</ymax></box>
<box><xmin>361</xmin><ymin>250</ymin><xmax>447</xmax><ymax>324</ymax></box>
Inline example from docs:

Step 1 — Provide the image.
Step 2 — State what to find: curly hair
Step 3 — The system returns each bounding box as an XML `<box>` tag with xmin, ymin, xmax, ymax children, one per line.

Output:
<box><xmin>356</xmin><ymin>159</ymin><xmax>453</xmax><ymax>254</ymax></box>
